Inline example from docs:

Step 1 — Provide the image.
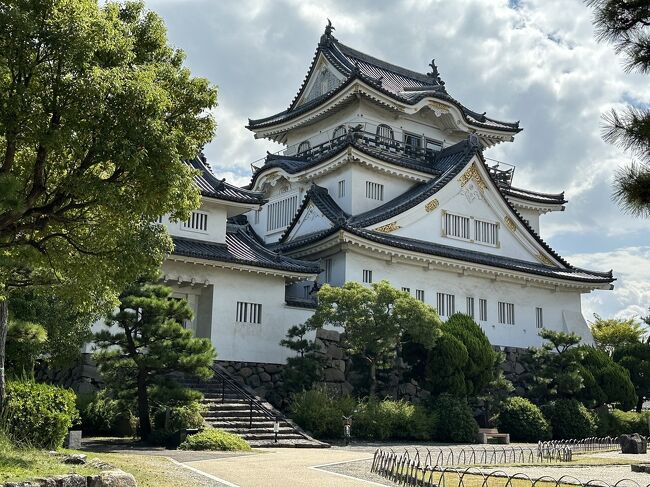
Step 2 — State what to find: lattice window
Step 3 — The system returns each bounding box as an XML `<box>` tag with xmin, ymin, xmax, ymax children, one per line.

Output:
<box><xmin>332</xmin><ymin>125</ymin><xmax>347</xmax><ymax>140</ymax></box>
<box><xmin>498</xmin><ymin>301</ymin><xmax>515</xmax><ymax>325</ymax></box>
<box><xmin>182</xmin><ymin>211</ymin><xmax>208</xmax><ymax>232</ymax></box>
<box><xmin>436</xmin><ymin>292</ymin><xmax>455</xmax><ymax>317</ymax></box>
<box><xmin>338</xmin><ymin>180</ymin><xmax>346</xmax><ymax>198</ymax></box>
<box><xmin>323</xmin><ymin>258</ymin><xmax>332</xmax><ymax>283</ymax></box>
<box><xmin>416</xmin><ymin>289</ymin><xmax>425</xmax><ymax>302</ymax></box>
<box><xmin>376</xmin><ymin>124</ymin><xmax>394</xmax><ymax>143</ymax></box>
<box><xmin>445</xmin><ymin>213</ymin><xmax>471</xmax><ymax>240</ymax></box>
<box><xmin>402</xmin><ymin>287</ymin><xmax>410</xmax><ymax>294</ymax></box>
<box><xmin>466</xmin><ymin>297</ymin><xmax>475</xmax><ymax>319</ymax></box>
<box><xmin>362</xmin><ymin>269</ymin><xmax>373</xmax><ymax>283</ymax></box>
<box><xmin>475</xmin><ymin>219</ymin><xmax>498</xmax><ymax>246</ymax></box>
<box><xmin>236</xmin><ymin>302</ymin><xmax>262</xmax><ymax>324</ymax></box>
<box><xmin>366</xmin><ymin>181</ymin><xmax>384</xmax><ymax>201</ymax></box>
<box><xmin>266</xmin><ymin>195</ymin><xmax>298</xmax><ymax>232</ymax></box>
<box><xmin>479</xmin><ymin>299</ymin><xmax>488</xmax><ymax>321</ymax></box>
<box><xmin>536</xmin><ymin>307</ymin><xmax>543</xmax><ymax>329</ymax></box>
<box><xmin>297</xmin><ymin>140</ymin><xmax>311</xmax><ymax>155</ymax></box>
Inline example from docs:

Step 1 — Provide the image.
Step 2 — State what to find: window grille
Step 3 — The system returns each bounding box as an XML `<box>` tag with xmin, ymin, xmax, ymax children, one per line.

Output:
<box><xmin>416</xmin><ymin>289</ymin><xmax>425</xmax><ymax>302</ymax></box>
<box><xmin>236</xmin><ymin>302</ymin><xmax>262</xmax><ymax>324</ymax></box>
<box><xmin>466</xmin><ymin>297</ymin><xmax>475</xmax><ymax>319</ymax></box>
<box><xmin>362</xmin><ymin>269</ymin><xmax>373</xmax><ymax>283</ymax></box>
<box><xmin>338</xmin><ymin>180</ymin><xmax>346</xmax><ymax>198</ymax></box>
<box><xmin>436</xmin><ymin>292</ymin><xmax>455</xmax><ymax>317</ymax></box>
<box><xmin>445</xmin><ymin>213</ymin><xmax>471</xmax><ymax>240</ymax></box>
<box><xmin>479</xmin><ymin>299</ymin><xmax>488</xmax><ymax>321</ymax></box>
<box><xmin>536</xmin><ymin>307</ymin><xmax>543</xmax><ymax>329</ymax></box>
<box><xmin>324</xmin><ymin>258</ymin><xmax>332</xmax><ymax>283</ymax></box>
<box><xmin>182</xmin><ymin>211</ymin><xmax>208</xmax><ymax>232</ymax></box>
<box><xmin>376</xmin><ymin>124</ymin><xmax>394</xmax><ymax>143</ymax></box>
<box><xmin>402</xmin><ymin>287</ymin><xmax>410</xmax><ymax>294</ymax></box>
<box><xmin>266</xmin><ymin>195</ymin><xmax>298</xmax><ymax>232</ymax></box>
<box><xmin>297</xmin><ymin>140</ymin><xmax>311</xmax><ymax>155</ymax></box>
<box><xmin>365</xmin><ymin>181</ymin><xmax>384</xmax><ymax>201</ymax></box>
<box><xmin>475</xmin><ymin>219</ymin><xmax>498</xmax><ymax>246</ymax></box>
<box><xmin>332</xmin><ymin>125</ymin><xmax>347</xmax><ymax>139</ymax></box>
<box><xmin>498</xmin><ymin>302</ymin><xmax>515</xmax><ymax>325</ymax></box>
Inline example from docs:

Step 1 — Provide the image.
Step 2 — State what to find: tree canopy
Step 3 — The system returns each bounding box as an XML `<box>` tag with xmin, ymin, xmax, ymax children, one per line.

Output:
<box><xmin>309</xmin><ymin>281</ymin><xmax>442</xmax><ymax>396</ymax></box>
<box><xmin>590</xmin><ymin>315</ymin><xmax>646</xmax><ymax>353</ymax></box>
<box><xmin>0</xmin><ymin>0</ymin><xmax>217</xmax><ymax>405</ymax></box>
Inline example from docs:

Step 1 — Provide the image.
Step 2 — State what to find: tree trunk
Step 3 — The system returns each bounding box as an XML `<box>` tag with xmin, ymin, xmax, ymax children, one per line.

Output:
<box><xmin>0</xmin><ymin>299</ymin><xmax>8</xmax><ymax>412</ymax></box>
<box><xmin>137</xmin><ymin>369</ymin><xmax>152</xmax><ymax>440</ymax></box>
<box><xmin>369</xmin><ymin>362</ymin><xmax>377</xmax><ymax>397</ymax></box>
<box><xmin>637</xmin><ymin>395</ymin><xmax>644</xmax><ymax>413</ymax></box>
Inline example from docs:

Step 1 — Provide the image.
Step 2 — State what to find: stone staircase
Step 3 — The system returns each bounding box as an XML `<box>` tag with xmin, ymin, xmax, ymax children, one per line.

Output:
<box><xmin>182</xmin><ymin>364</ymin><xmax>328</xmax><ymax>448</ymax></box>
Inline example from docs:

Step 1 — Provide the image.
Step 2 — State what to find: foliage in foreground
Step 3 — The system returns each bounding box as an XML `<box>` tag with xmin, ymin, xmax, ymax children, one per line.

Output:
<box><xmin>3</xmin><ymin>381</ymin><xmax>78</xmax><ymax>449</ymax></box>
<box><xmin>597</xmin><ymin>408</ymin><xmax>650</xmax><ymax>437</ymax></box>
<box><xmin>431</xmin><ymin>394</ymin><xmax>479</xmax><ymax>443</ymax></box>
<box><xmin>496</xmin><ymin>396</ymin><xmax>551</xmax><ymax>442</ymax></box>
<box><xmin>543</xmin><ymin>399</ymin><xmax>597</xmax><ymax>440</ymax></box>
<box><xmin>179</xmin><ymin>428</ymin><xmax>251</xmax><ymax>451</ymax></box>
<box><xmin>94</xmin><ymin>277</ymin><xmax>215</xmax><ymax>440</ymax></box>
<box><xmin>5</xmin><ymin>320</ymin><xmax>47</xmax><ymax>376</ymax></box>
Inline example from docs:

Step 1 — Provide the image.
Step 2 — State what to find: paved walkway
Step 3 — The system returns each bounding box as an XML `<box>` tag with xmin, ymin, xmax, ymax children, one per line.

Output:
<box><xmin>182</xmin><ymin>447</ymin><xmax>391</xmax><ymax>487</ymax></box>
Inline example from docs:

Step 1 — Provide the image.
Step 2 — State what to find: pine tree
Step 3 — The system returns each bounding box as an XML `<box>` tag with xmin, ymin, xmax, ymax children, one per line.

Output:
<box><xmin>588</xmin><ymin>1</ymin><xmax>650</xmax><ymax>216</ymax></box>
<box><xmin>94</xmin><ymin>276</ymin><xmax>215</xmax><ymax>440</ymax></box>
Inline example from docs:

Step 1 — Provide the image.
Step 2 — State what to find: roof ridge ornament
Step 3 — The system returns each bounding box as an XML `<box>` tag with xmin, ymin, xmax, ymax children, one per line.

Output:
<box><xmin>320</xmin><ymin>19</ymin><xmax>336</xmax><ymax>45</ymax></box>
<box><xmin>427</xmin><ymin>59</ymin><xmax>445</xmax><ymax>86</ymax></box>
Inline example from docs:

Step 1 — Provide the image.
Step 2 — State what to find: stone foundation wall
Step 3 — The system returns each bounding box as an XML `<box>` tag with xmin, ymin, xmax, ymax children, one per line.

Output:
<box><xmin>494</xmin><ymin>345</ymin><xmax>534</xmax><ymax>395</ymax></box>
<box><xmin>35</xmin><ymin>354</ymin><xmax>103</xmax><ymax>395</ymax></box>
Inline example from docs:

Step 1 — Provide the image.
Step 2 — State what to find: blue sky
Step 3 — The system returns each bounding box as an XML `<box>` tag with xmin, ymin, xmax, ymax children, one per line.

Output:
<box><xmin>144</xmin><ymin>0</ymin><xmax>650</xmax><ymax>322</ymax></box>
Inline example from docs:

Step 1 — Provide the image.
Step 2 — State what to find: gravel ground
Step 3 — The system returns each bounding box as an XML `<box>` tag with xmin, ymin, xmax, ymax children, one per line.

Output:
<box><xmin>315</xmin><ymin>458</ymin><xmax>394</xmax><ymax>486</ymax></box>
<box><xmin>474</xmin><ymin>465</ymin><xmax>650</xmax><ymax>485</ymax></box>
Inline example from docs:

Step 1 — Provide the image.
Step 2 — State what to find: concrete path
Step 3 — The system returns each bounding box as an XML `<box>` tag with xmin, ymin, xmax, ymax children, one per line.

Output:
<box><xmin>182</xmin><ymin>447</ymin><xmax>392</xmax><ymax>487</ymax></box>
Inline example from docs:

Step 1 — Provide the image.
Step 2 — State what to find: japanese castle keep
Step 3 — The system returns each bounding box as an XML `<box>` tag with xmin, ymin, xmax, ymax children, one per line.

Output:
<box><xmin>158</xmin><ymin>23</ymin><xmax>615</xmax><ymax>366</ymax></box>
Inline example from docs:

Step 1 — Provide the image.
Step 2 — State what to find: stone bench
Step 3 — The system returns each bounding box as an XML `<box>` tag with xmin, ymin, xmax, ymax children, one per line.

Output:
<box><xmin>478</xmin><ymin>428</ymin><xmax>510</xmax><ymax>444</ymax></box>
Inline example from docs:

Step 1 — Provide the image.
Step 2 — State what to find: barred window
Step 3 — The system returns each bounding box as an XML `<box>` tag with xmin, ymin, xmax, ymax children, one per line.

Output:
<box><xmin>475</xmin><ymin>219</ymin><xmax>498</xmax><ymax>246</ymax></box>
<box><xmin>297</xmin><ymin>140</ymin><xmax>311</xmax><ymax>155</ymax></box>
<box><xmin>323</xmin><ymin>258</ymin><xmax>332</xmax><ymax>283</ymax></box>
<box><xmin>498</xmin><ymin>302</ymin><xmax>515</xmax><ymax>325</ymax></box>
<box><xmin>365</xmin><ymin>181</ymin><xmax>384</xmax><ymax>201</ymax></box>
<box><xmin>332</xmin><ymin>125</ymin><xmax>347</xmax><ymax>140</ymax></box>
<box><xmin>266</xmin><ymin>195</ymin><xmax>298</xmax><ymax>232</ymax></box>
<box><xmin>236</xmin><ymin>302</ymin><xmax>262</xmax><ymax>324</ymax></box>
<box><xmin>436</xmin><ymin>292</ymin><xmax>455</xmax><ymax>317</ymax></box>
<box><xmin>182</xmin><ymin>211</ymin><xmax>208</xmax><ymax>232</ymax></box>
<box><xmin>362</xmin><ymin>269</ymin><xmax>373</xmax><ymax>283</ymax></box>
<box><xmin>376</xmin><ymin>124</ymin><xmax>394</xmax><ymax>142</ymax></box>
<box><xmin>402</xmin><ymin>287</ymin><xmax>410</xmax><ymax>294</ymax></box>
<box><xmin>466</xmin><ymin>297</ymin><xmax>475</xmax><ymax>319</ymax></box>
<box><xmin>445</xmin><ymin>213</ymin><xmax>471</xmax><ymax>240</ymax></box>
<box><xmin>416</xmin><ymin>289</ymin><xmax>425</xmax><ymax>302</ymax></box>
<box><xmin>338</xmin><ymin>180</ymin><xmax>346</xmax><ymax>198</ymax></box>
<box><xmin>536</xmin><ymin>307</ymin><xmax>543</xmax><ymax>329</ymax></box>
<box><xmin>479</xmin><ymin>299</ymin><xmax>488</xmax><ymax>321</ymax></box>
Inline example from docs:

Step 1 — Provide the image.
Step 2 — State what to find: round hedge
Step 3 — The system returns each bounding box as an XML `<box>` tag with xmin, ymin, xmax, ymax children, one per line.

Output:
<box><xmin>543</xmin><ymin>399</ymin><xmax>597</xmax><ymax>439</ymax></box>
<box><xmin>4</xmin><ymin>380</ymin><xmax>78</xmax><ymax>449</ymax></box>
<box><xmin>433</xmin><ymin>394</ymin><xmax>479</xmax><ymax>443</ymax></box>
<box><xmin>496</xmin><ymin>396</ymin><xmax>551</xmax><ymax>441</ymax></box>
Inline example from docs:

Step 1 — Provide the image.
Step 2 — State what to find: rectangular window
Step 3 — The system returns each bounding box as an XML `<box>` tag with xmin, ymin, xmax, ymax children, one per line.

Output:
<box><xmin>475</xmin><ymin>219</ymin><xmax>499</xmax><ymax>246</ymax></box>
<box><xmin>401</xmin><ymin>287</ymin><xmax>410</xmax><ymax>294</ymax></box>
<box><xmin>425</xmin><ymin>138</ymin><xmax>443</xmax><ymax>155</ymax></box>
<box><xmin>338</xmin><ymin>180</ymin><xmax>346</xmax><ymax>198</ymax></box>
<box><xmin>466</xmin><ymin>297</ymin><xmax>475</xmax><ymax>319</ymax></box>
<box><xmin>416</xmin><ymin>289</ymin><xmax>425</xmax><ymax>302</ymax></box>
<box><xmin>253</xmin><ymin>209</ymin><xmax>260</xmax><ymax>225</ymax></box>
<box><xmin>436</xmin><ymin>292</ymin><xmax>455</xmax><ymax>317</ymax></box>
<box><xmin>323</xmin><ymin>258</ymin><xmax>332</xmax><ymax>283</ymax></box>
<box><xmin>266</xmin><ymin>194</ymin><xmax>298</xmax><ymax>232</ymax></box>
<box><xmin>362</xmin><ymin>269</ymin><xmax>373</xmax><ymax>283</ymax></box>
<box><xmin>479</xmin><ymin>299</ymin><xmax>488</xmax><ymax>321</ymax></box>
<box><xmin>404</xmin><ymin>132</ymin><xmax>423</xmax><ymax>149</ymax></box>
<box><xmin>236</xmin><ymin>302</ymin><xmax>262</xmax><ymax>324</ymax></box>
<box><xmin>182</xmin><ymin>211</ymin><xmax>208</xmax><ymax>232</ymax></box>
<box><xmin>303</xmin><ymin>285</ymin><xmax>311</xmax><ymax>299</ymax></box>
<box><xmin>365</xmin><ymin>181</ymin><xmax>384</xmax><ymax>201</ymax></box>
<box><xmin>536</xmin><ymin>307</ymin><xmax>543</xmax><ymax>329</ymax></box>
<box><xmin>445</xmin><ymin>213</ymin><xmax>471</xmax><ymax>240</ymax></box>
<box><xmin>498</xmin><ymin>302</ymin><xmax>515</xmax><ymax>325</ymax></box>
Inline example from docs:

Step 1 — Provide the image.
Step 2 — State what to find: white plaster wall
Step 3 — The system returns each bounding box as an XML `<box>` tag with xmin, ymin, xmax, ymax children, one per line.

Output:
<box><xmin>343</xmin><ymin>250</ymin><xmax>590</xmax><ymax>348</ymax></box>
<box><xmin>165</xmin><ymin>201</ymin><xmax>228</xmax><ymax>245</ymax></box>
<box><xmin>316</xmin><ymin>165</ymin><xmax>353</xmax><ymax>214</ymax></box>
<box><xmin>514</xmin><ymin>207</ymin><xmax>541</xmax><ymax>234</ymax></box>
<box><xmin>162</xmin><ymin>260</ymin><xmax>313</xmax><ymax>364</ymax></box>
<box><xmin>349</xmin><ymin>164</ymin><xmax>417</xmax><ymax>215</ymax></box>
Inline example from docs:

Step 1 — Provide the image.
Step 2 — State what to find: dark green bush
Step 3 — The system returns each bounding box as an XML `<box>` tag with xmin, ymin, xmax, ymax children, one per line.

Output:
<box><xmin>153</xmin><ymin>402</ymin><xmax>205</xmax><ymax>432</ymax></box>
<box><xmin>290</xmin><ymin>389</ymin><xmax>350</xmax><ymax>439</ymax></box>
<box><xmin>6</xmin><ymin>320</ymin><xmax>47</xmax><ymax>376</ymax></box>
<box><xmin>352</xmin><ymin>398</ymin><xmax>435</xmax><ymax>440</ymax></box>
<box><xmin>77</xmin><ymin>390</ymin><xmax>136</xmax><ymax>437</ymax></box>
<box><xmin>179</xmin><ymin>428</ymin><xmax>251</xmax><ymax>451</ymax></box>
<box><xmin>597</xmin><ymin>409</ymin><xmax>650</xmax><ymax>436</ymax></box>
<box><xmin>496</xmin><ymin>396</ymin><xmax>551</xmax><ymax>441</ymax></box>
<box><xmin>3</xmin><ymin>381</ymin><xmax>78</xmax><ymax>448</ymax></box>
<box><xmin>432</xmin><ymin>394</ymin><xmax>478</xmax><ymax>443</ymax></box>
<box><xmin>543</xmin><ymin>399</ymin><xmax>597</xmax><ymax>439</ymax></box>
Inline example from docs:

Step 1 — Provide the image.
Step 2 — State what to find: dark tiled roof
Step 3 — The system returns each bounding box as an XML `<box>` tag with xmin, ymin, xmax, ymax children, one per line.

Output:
<box><xmin>248</xmin><ymin>27</ymin><xmax>520</xmax><ymax>134</ymax></box>
<box><xmin>172</xmin><ymin>224</ymin><xmax>320</xmax><ymax>275</ymax></box>
<box><xmin>184</xmin><ymin>155</ymin><xmax>265</xmax><ymax>205</ymax></box>
<box><xmin>503</xmin><ymin>186</ymin><xmax>567</xmax><ymax>206</ymax></box>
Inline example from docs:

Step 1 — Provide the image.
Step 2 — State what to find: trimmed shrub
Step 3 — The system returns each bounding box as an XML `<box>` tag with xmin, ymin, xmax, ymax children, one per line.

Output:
<box><xmin>496</xmin><ymin>397</ymin><xmax>551</xmax><ymax>441</ymax></box>
<box><xmin>3</xmin><ymin>380</ymin><xmax>78</xmax><ymax>448</ymax></box>
<box><xmin>597</xmin><ymin>409</ymin><xmax>650</xmax><ymax>436</ymax></box>
<box><xmin>290</xmin><ymin>389</ymin><xmax>350</xmax><ymax>439</ymax></box>
<box><xmin>543</xmin><ymin>399</ymin><xmax>597</xmax><ymax>439</ymax></box>
<box><xmin>153</xmin><ymin>402</ymin><xmax>205</xmax><ymax>432</ymax></box>
<box><xmin>77</xmin><ymin>390</ymin><xmax>136</xmax><ymax>437</ymax></box>
<box><xmin>432</xmin><ymin>394</ymin><xmax>479</xmax><ymax>443</ymax></box>
<box><xmin>179</xmin><ymin>428</ymin><xmax>251</xmax><ymax>451</ymax></box>
<box><xmin>352</xmin><ymin>398</ymin><xmax>435</xmax><ymax>440</ymax></box>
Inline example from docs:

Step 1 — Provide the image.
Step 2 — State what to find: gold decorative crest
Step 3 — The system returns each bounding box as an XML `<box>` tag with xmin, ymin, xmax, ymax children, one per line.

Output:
<box><xmin>504</xmin><ymin>216</ymin><xmax>517</xmax><ymax>232</ymax></box>
<box><xmin>537</xmin><ymin>253</ymin><xmax>555</xmax><ymax>267</ymax></box>
<box><xmin>425</xmin><ymin>199</ymin><xmax>439</xmax><ymax>213</ymax></box>
<box><xmin>375</xmin><ymin>222</ymin><xmax>400</xmax><ymax>233</ymax></box>
<box><xmin>458</xmin><ymin>163</ymin><xmax>488</xmax><ymax>192</ymax></box>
